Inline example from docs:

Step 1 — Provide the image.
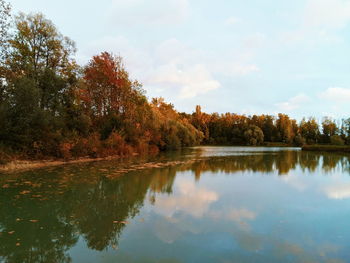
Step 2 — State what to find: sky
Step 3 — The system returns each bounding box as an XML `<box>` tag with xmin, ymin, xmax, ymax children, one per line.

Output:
<box><xmin>8</xmin><ymin>0</ymin><xmax>350</xmax><ymax>120</ymax></box>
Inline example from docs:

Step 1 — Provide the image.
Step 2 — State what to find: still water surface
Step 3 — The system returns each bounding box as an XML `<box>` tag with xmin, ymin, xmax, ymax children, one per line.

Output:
<box><xmin>1</xmin><ymin>147</ymin><xmax>350</xmax><ymax>263</ymax></box>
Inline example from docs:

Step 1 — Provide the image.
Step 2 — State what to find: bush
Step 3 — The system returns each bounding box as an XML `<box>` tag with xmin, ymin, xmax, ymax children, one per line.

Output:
<box><xmin>330</xmin><ymin>135</ymin><xmax>345</xmax><ymax>146</ymax></box>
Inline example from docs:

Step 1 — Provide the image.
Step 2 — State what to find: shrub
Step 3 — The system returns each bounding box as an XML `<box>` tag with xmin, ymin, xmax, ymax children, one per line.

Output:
<box><xmin>330</xmin><ymin>135</ymin><xmax>345</xmax><ymax>146</ymax></box>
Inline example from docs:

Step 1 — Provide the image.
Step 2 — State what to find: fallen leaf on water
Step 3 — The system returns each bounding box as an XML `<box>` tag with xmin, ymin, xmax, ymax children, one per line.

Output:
<box><xmin>8</xmin><ymin>231</ymin><xmax>15</xmax><ymax>235</ymax></box>
<box><xmin>2</xmin><ymin>184</ymin><xmax>10</xmax><ymax>188</ymax></box>
<box><xmin>16</xmin><ymin>218</ymin><xmax>21</xmax><ymax>222</ymax></box>
<box><xmin>29</xmin><ymin>220</ymin><xmax>38</xmax><ymax>223</ymax></box>
<box><xmin>19</xmin><ymin>190</ymin><xmax>31</xmax><ymax>195</ymax></box>
<box><xmin>16</xmin><ymin>243</ymin><xmax>20</xmax><ymax>246</ymax></box>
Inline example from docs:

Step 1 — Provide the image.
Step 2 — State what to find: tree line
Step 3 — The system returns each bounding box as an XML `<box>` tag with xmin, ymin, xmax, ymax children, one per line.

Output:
<box><xmin>186</xmin><ymin>106</ymin><xmax>350</xmax><ymax>146</ymax></box>
<box><xmin>0</xmin><ymin>2</ymin><xmax>349</xmax><ymax>162</ymax></box>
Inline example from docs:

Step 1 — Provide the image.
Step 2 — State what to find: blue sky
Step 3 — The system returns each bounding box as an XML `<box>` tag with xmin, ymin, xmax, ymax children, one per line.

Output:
<box><xmin>9</xmin><ymin>0</ymin><xmax>350</xmax><ymax>120</ymax></box>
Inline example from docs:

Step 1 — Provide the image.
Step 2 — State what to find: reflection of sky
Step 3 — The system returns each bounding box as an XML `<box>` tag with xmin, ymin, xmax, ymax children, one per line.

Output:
<box><xmin>152</xmin><ymin>175</ymin><xmax>219</xmax><ymax>218</ymax></box>
<box><xmin>70</xmin><ymin>149</ymin><xmax>350</xmax><ymax>262</ymax></box>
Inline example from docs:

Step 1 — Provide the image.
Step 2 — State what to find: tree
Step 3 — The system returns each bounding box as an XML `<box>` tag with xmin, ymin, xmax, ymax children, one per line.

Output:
<box><xmin>0</xmin><ymin>12</ymin><xmax>79</xmax><ymax>156</ymax></box>
<box><xmin>321</xmin><ymin>117</ymin><xmax>338</xmax><ymax>143</ymax></box>
<box><xmin>300</xmin><ymin>118</ymin><xmax>320</xmax><ymax>144</ymax></box>
<box><xmin>81</xmin><ymin>52</ymin><xmax>141</xmax><ymax>118</ymax></box>
<box><xmin>244</xmin><ymin>125</ymin><xmax>264</xmax><ymax>146</ymax></box>
<box><xmin>5</xmin><ymin>12</ymin><xmax>76</xmax><ymax>83</ymax></box>
<box><xmin>276</xmin><ymin>114</ymin><xmax>295</xmax><ymax>143</ymax></box>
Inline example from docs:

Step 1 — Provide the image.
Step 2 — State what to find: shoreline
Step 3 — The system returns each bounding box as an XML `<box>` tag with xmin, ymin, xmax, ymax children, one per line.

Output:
<box><xmin>302</xmin><ymin>145</ymin><xmax>350</xmax><ymax>153</ymax></box>
<box><xmin>0</xmin><ymin>155</ymin><xmax>129</xmax><ymax>173</ymax></box>
<box><xmin>3</xmin><ymin>145</ymin><xmax>349</xmax><ymax>173</ymax></box>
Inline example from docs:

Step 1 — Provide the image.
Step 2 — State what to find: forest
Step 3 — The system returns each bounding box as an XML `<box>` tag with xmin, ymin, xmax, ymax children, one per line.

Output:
<box><xmin>1</xmin><ymin>1</ymin><xmax>350</xmax><ymax>163</ymax></box>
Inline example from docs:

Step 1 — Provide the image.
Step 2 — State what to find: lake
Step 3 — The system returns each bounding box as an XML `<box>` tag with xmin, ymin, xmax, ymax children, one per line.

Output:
<box><xmin>1</xmin><ymin>147</ymin><xmax>350</xmax><ymax>263</ymax></box>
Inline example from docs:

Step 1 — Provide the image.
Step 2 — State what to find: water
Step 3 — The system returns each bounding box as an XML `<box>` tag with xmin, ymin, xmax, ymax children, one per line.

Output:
<box><xmin>1</xmin><ymin>147</ymin><xmax>350</xmax><ymax>263</ymax></box>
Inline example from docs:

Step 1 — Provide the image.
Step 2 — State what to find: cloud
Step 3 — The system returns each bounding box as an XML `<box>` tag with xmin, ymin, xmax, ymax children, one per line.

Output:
<box><xmin>149</xmin><ymin>64</ymin><xmax>220</xmax><ymax>98</ymax></box>
<box><xmin>275</xmin><ymin>94</ymin><xmax>310</xmax><ymax>111</ymax></box>
<box><xmin>280</xmin><ymin>0</ymin><xmax>350</xmax><ymax>46</ymax></box>
<box><xmin>319</xmin><ymin>87</ymin><xmax>350</xmax><ymax>103</ymax></box>
<box><xmin>304</xmin><ymin>0</ymin><xmax>350</xmax><ymax>30</ymax></box>
<box><xmin>225</xmin><ymin>16</ymin><xmax>240</xmax><ymax>26</ymax></box>
<box><xmin>82</xmin><ymin>37</ymin><xmax>221</xmax><ymax>99</ymax></box>
<box><xmin>110</xmin><ymin>0</ymin><xmax>190</xmax><ymax>25</ymax></box>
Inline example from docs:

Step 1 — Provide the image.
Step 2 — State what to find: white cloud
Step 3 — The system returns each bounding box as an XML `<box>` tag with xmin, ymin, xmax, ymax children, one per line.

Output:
<box><xmin>279</xmin><ymin>0</ymin><xmax>350</xmax><ymax>46</ymax></box>
<box><xmin>275</xmin><ymin>94</ymin><xmax>310</xmax><ymax>111</ymax></box>
<box><xmin>243</xmin><ymin>33</ymin><xmax>267</xmax><ymax>49</ymax></box>
<box><xmin>110</xmin><ymin>0</ymin><xmax>190</xmax><ymax>25</ymax></box>
<box><xmin>81</xmin><ymin>37</ymin><xmax>221</xmax><ymax>99</ymax></box>
<box><xmin>304</xmin><ymin>0</ymin><xmax>350</xmax><ymax>30</ymax></box>
<box><xmin>319</xmin><ymin>87</ymin><xmax>350</xmax><ymax>103</ymax></box>
<box><xmin>225</xmin><ymin>16</ymin><xmax>240</xmax><ymax>26</ymax></box>
<box><xmin>149</xmin><ymin>64</ymin><xmax>220</xmax><ymax>98</ymax></box>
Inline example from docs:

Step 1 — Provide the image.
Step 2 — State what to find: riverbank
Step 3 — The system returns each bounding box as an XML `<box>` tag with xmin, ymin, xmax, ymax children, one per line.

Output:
<box><xmin>0</xmin><ymin>155</ymin><xmax>133</xmax><ymax>173</ymax></box>
<box><xmin>302</xmin><ymin>145</ymin><xmax>350</xmax><ymax>153</ymax></box>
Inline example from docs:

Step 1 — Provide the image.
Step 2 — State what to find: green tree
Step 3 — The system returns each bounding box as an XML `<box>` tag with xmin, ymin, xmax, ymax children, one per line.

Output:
<box><xmin>300</xmin><ymin>118</ymin><xmax>320</xmax><ymax>144</ymax></box>
<box><xmin>244</xmin><ymin>125</ymin><xmax>264</xmax><ymax>146</ymax></box>
<box><xmin>5</xmin><ymin>13</ymin><xmax>76</xmax><ymax>82</ymax></box>
<box><xmin>321</xmin><ymin>117</ymin><xmax>338</xmax><ymax>143</ymax></box>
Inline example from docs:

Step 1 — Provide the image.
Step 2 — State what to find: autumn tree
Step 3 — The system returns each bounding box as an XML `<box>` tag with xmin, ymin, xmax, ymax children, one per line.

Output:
<box><xmin>0</xmin><ymin>12</ymin><xmax>79</xmax><ymax>155</ymax></box>
<box><xmin>321</xmin><ymin>117</ymin><xmax>338</xmax><ymax>143</ymax></box>
<box><xmin>244</xmin><ymin>125</ymin><xmax>264</xmax><ymax>146</ymax></box>
<box><xmin>300</xmin><ymin>118</ymin><xmax>320</xmax><ymax>144</ymax></box>
<box><xmin>276</xmin><ymin>114</ymin><xmax>295</xmax><ymax>144</ymax></box>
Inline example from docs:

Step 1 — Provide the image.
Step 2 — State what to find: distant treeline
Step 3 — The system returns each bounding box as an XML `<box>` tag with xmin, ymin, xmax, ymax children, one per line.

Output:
<box><xmin>185</xmin><ymin>106</ymin><xmax>350</xmax><ymax>146</ymax></box>
<box><xmin>0</xmin><ymin>3</ymin><xmax>349</xmax><ymax>161</ymax></box>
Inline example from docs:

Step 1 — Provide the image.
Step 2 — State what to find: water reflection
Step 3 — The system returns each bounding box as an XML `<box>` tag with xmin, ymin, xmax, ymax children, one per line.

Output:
<box><xmin>0</xmin><ymin>148</ymin><xmax>349</xmax><ymax>262</ymax></box>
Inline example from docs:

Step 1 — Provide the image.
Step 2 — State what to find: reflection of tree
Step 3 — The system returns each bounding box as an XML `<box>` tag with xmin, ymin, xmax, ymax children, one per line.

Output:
<box><xmin>180</xmin><ymin>151</ymin><xmax>350</xmax><ymax>179</ymax></box>
<box><xmin>0</xmin><ymin>164</ymin><xmax>179</xmax><ymax>261</ymax></box>
<box><xmin>0</xmin><ymin>149</ymin><xmax>349</xmax><ymax>261</ymax></box>
<box><xmin>70</xmin><ymin>174</ymin><xmax>153</xmax><ymax>251</ymax></box>
<box><xmin>0</xmin><ymin>180</ymin><xmax>78</xmax><ymax>263</ymax></box>
<box><xmin>187</xmin><ymin>151</ymin><xmax>300</xmax><ymax>179</ymax></box>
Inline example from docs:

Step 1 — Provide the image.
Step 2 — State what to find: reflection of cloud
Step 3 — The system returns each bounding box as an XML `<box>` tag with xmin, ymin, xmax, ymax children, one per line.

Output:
<box><xmin>208</xmin><ymin>208</ymin><xmax>257</xmax><ymax>231</ymax></box>
<box><xmin>281</xmin><ymin>175</ymin><xmax>308</xmax><ymax>192</ymax></box>
<box><xmin>325</xmin><ymin>184</ymin><xmax>350</xmax><ymax>200</ymax></box>
<box><xmin>228</xmin><ymin>208</ymin><xmax>256</xmax><ymax>222</ymax></box>
<box><xmin>154</xmin><ymin>178</ymin><xmax>218</xmax><ymax>218</ymax></box>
